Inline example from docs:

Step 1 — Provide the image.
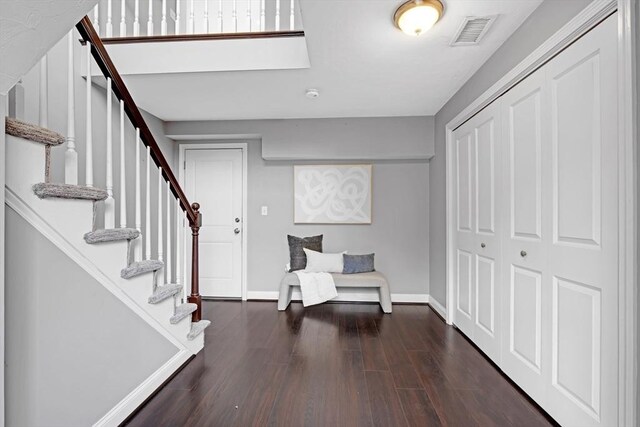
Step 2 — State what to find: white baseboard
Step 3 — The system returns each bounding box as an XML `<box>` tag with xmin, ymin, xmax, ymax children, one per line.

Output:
<box><xmin>246</xmin><ymin>290</ymin><xmax>430</xmax><ymax>304</ymax></box>
<box><xmin>427</xmin><ymin>296</ymin><xmax>447</xmax><ymax>320</ymax></box>
<box><xmin>93</xmin><ymin>349</ymin><xmax>192</xmax><ymax>427</ymax></box>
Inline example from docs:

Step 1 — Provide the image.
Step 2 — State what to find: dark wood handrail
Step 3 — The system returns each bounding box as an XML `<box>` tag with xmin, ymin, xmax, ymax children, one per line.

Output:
<box><xmin>76</xmin><ymin>17</ymin><xmax>197</xmax><ymax>226</ymax></box>
<box><xmin>96</xmin><ymin>30</ymin><xmax>305</xmax><ymax>45</ymax></box>
<box><xmin>76</xmin><ymin>16</ymin><xmax>202</xmax><ymax>322</ymax></box>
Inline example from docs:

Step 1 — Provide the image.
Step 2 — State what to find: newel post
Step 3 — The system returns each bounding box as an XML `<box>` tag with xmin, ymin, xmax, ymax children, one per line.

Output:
<box><xmin>188</xmin><ymin>202</ymin><xmax>202</xmax><ymax>322</ymax></box>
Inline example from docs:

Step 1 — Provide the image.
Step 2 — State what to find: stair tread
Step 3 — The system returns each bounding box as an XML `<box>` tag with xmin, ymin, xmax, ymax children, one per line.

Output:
<box><xmin>5</xmin><ymin>117</ymin><xmax>65</xmax><ymax>146</ymax></box>
<box><xmin>84</xmin><ymin>228</ymin><xmax>140</xmax><ymax>244</ymax></box>
<box><xmin>148</xmin><ymin>283</ymin><xmax>183</xmax><ymax>304</ymax></box>
<box><xmin>187</xmin><ymin>320</ymin><xmax>211</xmax><ymax>341</ymax></box>
<box><xmin>121</xmin><ymin>259</ymin><xmax>164</xmax><ymax>279</ymax></box>
<box><xmin>170</xmin><ymin>303</ymin><xmax>197</xmax><ymax>324</ymax></box>
<box><xmin>33</xmin><ymin>183</ymin><xmax>108</xmax><ymax>201</ymax></box>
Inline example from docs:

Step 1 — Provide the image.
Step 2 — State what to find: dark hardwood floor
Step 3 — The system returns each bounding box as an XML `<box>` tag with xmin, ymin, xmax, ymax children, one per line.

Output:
<box><xmin>125</xmin><ymin>301</ymin><xmax>554</xmax><ymax>427</ymax></box>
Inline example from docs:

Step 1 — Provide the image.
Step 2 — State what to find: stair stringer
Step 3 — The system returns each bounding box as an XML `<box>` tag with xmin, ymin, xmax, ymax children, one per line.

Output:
<box><xmin>5</xmin><ymin>134</ymin><xmax>204</xmax><ymax>355</ymax></box>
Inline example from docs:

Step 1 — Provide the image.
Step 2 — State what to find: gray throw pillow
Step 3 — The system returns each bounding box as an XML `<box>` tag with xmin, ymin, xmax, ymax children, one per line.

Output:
<box><xmin>288</xmin><ymin>235</ymin><xmax>323</xmax><ymax>271</ymax></box>
<box><xmin>343</xmin><ymin>253</ymin><xmax>375</xmax><ymax>274</ymax></box>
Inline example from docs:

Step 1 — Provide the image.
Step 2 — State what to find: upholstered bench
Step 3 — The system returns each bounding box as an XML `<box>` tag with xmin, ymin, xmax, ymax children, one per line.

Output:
<box><xmin>277</xmin><ymin>271</ymin><xmax>392</xmax><ymax>313</ymax></box>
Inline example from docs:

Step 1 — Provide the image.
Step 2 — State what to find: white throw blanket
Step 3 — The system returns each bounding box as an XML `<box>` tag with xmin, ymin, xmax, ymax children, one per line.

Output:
<box><xmin>294</xmin><ymin>271</ymin><xmax>338</xmax><ymax>307</ymax></box>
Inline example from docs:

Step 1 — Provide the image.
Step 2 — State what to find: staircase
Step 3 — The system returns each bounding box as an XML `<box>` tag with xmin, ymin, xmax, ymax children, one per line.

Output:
<box><xmin>4</xmin><ymin>15</ymin><xmax>210</xmax><ymax>423</ymax></box>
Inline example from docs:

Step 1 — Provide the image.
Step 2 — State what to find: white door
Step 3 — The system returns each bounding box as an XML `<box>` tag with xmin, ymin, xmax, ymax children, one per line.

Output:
<box><xmin>500</xmin><ymin>14</ymin><xmax>618</xmax><ymax>426</ymax></box>
<box><xmin>184</xmin><ymin>148</ymin><xmax>243</xmax><ymax>298</ymax></box>
<box><xmin>542</xmin><ymin>15</ymin><xmax>618</xmax><ymax>427</ymax></box>
<box><xmin>500</xmin><ymin>64</ymin><xmax>549</xmax><ymax>408</ymax></box>
<box><xmin>452</xmin><ymin>102</ymin><xmax>503</xmax><ymax>364</ymax></box>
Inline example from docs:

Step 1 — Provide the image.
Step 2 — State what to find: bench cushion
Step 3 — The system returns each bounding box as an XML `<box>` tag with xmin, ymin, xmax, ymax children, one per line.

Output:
<box><xmin>281</xmin><ymin>271</ymin><xmax>388</xmax><ymax>289</ymax></box>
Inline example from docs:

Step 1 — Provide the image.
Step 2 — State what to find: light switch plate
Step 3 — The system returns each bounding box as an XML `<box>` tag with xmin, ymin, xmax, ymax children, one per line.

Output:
<box><xmin>261</xmin><ymin>206</ymin><xmax>268</xmax><ymax>216</ymax></box>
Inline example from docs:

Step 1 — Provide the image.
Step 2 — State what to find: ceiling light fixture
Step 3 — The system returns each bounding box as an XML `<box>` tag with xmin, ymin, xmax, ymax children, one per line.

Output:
<box><xmin>305</xmin><ymin>88</ymin><xmax>320</xmax><ymax>99</ymax></box>
<box><xmin>394</xmin><ymin>0</ymin><xmax>444</xmax><ymax>36</ymax></box>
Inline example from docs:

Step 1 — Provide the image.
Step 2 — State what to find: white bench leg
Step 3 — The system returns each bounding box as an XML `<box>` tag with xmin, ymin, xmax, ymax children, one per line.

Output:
<box><xmin>277</xmin><ymin>283</ymin><xmax>293</xmax><ymax>311</ymax></box>
<box><xmin>378</xmin><ymin>285</ymin><xmax>392</xmax><ymax>313</ymax></box>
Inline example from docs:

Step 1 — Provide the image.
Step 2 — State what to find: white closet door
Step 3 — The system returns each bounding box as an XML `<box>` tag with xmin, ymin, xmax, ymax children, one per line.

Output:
<box><xmin>500</xmin><ymin>65</ymin><xmax>549</xmax><ymax>406</ymax></box>
<box><xmin>452</xmin><ymin>102</ymin><xmax>503</xmax><ymax>363</ymax></box>
<box><xmin>543</xmin><ymin>15</ymin><xmax>618</xmax><ymax>427</ymax></box>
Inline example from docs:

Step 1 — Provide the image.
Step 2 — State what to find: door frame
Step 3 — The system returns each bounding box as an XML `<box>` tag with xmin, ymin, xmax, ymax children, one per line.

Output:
<box><xmin>444</xmin><ymin>0</ymin><xmax>637</xmax><ymax>424</ymax></box>
<box><xmin>178</xmin><ymin>142</ymin><xmax>249</xmax><ymax>301</ymax></box>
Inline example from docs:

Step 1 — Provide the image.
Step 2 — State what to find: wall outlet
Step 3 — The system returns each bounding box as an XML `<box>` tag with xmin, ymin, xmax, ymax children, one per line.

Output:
<box><xmin>261</xmin><ymin>206</ymin><xmax>268</xmax><ymax>216</ymax></box>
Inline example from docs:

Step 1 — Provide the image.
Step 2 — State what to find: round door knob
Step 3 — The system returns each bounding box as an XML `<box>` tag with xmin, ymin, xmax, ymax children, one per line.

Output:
<box><xmin>235</xmin><ymin>217</ymin><xmax>240</xmax><ymax>223</ymax></box>
<box><xmin>481</xmin><ymin>243</ymin><xmax>486</xmax><ymax>248</ymax></box>
<box><xmin>234</xmin><ymin>228</ymin><xmax>240</xmax><ymax>234</ymax></box>
<box><xmin>520</xmin><ymin>250</ymin><xmax>527</xmax><ymax>258</ymax></box>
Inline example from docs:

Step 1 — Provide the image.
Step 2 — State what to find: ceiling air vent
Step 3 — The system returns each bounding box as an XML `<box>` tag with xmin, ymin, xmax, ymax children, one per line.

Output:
<box><xmin>451</xmin><ymin>16</ymin><xmax>496</xmax><ymax>46</ymax></box>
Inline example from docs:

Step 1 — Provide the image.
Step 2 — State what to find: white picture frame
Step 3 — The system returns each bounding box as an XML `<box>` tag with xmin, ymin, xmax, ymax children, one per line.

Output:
<box><xmin>294</xmin><ymin>164</ymin><xmax>372</xmax><ymax>224</ymax></box>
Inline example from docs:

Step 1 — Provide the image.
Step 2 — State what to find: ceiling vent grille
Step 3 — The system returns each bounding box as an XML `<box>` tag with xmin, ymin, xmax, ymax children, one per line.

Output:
<box><xmin>451</xmin><ymin>16</ymin><xmax>496</xmax><ymax>46</ymax></box>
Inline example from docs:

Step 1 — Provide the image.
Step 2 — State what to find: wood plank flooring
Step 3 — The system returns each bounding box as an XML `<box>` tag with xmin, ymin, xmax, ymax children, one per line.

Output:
<box><xmin>125</xmin><ymin>301</ymin><xmax>555</xmax><ymax>426</ymax></box>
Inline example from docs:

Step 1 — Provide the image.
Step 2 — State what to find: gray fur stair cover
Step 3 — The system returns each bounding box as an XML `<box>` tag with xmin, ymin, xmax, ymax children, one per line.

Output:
<box><xmin>121</xmin><ymin>260</ymin><xmax>164</xmax><ymax>279</ymax></box>
<box><xmin>84</xmin><ymin>228</ymin><xmax>140</xmax><ymax>244</ymax></box>
<box><xmin>187</xmin><ymin>320</ymin><xmax>211</xmax><ymax>340</ymax></box>
<box><xmin>148</xmin><ymin>284</ymin><xmax>183</xmax><ymax>304</ymax></box>
<box><xmin>33</xmin><ymin>183</ymin><xmax>108</xmax><ymax>201</ymax></box>
<box><xmin>170</xmin><ymin>303</ymin><xmax>197</xmax><ymax>324</ymax></box>
<box><xmin>5</xmin><ymin>117</ymin><xmax>65</xmax><ymax>146</ymax></box>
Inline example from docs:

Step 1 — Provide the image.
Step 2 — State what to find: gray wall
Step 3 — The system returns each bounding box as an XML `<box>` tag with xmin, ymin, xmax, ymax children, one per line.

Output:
<box><xmin>429</xmin><ymin>0</ymin><xmax>592</xmax><ymax>306</ymax></box>
<box><xmin>0</xmin><ymin>93</ymin><xmax>6</xmax><ymax>425</ymax></box>
<box><xmin>165</xmin><ymin>116</ymin><xmax>435</xmax><ymax>160</ymax></box>
<box><xmin>177</xmin><ymin>135</ymin><xmax>430</xmax><ymax>297</ymax></box>
<box><xmin>4</xmin><ymin>207</ymin><xmax>179</xmax><ymax>427</ymax></box>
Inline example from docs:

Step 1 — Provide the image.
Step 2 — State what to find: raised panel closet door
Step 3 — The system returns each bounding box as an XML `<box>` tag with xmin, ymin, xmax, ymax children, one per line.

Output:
<box><xmin>453</xmin><ymin>125</ymin><xmax>476</xmax><ymax>336</ymax></box>
<box><xmin>543</xmin><ymin>15</ymin><xmax>618</xmax><ymax>427</ymax></box>
<box><xmin>471</xmin><ymin>102</ymin><xmax>502</xmax><ymax>364</ymax></box>
<box><xmin>499</xmin><ymin>65</ymin><xmax>549</xmax><ymax>407</ymax></box>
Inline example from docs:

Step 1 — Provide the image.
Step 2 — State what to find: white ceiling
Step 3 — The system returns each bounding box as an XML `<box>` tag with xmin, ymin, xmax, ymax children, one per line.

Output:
<box><xmin>122</xmin><ymin>0</ymin><xmax>544</xmax><ymax>121</ymax></box>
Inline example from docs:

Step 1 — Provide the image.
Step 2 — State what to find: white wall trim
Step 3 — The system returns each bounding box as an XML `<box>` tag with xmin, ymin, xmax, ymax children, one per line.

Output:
<box><xmin>246</xmin><ymin>291</ymin><xmax>430</xmax><ymax>304</ymax></box>
<box><xmin>444</xmin><ymin>1</ymin><xmax>636</xmax><ymax>424</ymax></box>
<box><xmin>178</xmin><ymin>142</ymin><xmax>249</xmax><ymax>300</ymax></box>
<box><xmin>427</xmin><ymin>296</ymin><xmax>447</xmax><ymax>319</ymax></box>
<box><xmin>0</xmin><ymin>93</ymin><xmax>6</xmax><ymax>427</ymax></box>
<box><xmin>92</xmin><ymin>349</ymin><xmax>192</xmax><ymax>427</ymax></box>
<box><xmin>4</xmin><ymin>188</ymin><xmax>189</xmax><ymax>352</ymax></box>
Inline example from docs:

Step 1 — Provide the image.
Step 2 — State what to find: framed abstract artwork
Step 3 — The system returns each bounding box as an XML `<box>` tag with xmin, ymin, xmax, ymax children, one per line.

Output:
<box><xmin>294</xmin><ymin>164</ymin><xmax>372</xmax><ymax>224</ymax></box>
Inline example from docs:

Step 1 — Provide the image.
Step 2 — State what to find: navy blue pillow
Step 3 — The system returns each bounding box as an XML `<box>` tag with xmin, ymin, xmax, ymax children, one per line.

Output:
<box><xmin>343</xmin><ymin>253</ymin><xmax>375</xmax><ymax>274</ymax></box>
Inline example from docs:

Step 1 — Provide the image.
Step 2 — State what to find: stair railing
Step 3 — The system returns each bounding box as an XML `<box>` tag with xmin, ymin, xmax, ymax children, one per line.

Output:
<box><xmin>76</xmin><ymin>16</ymin><xmax>203</xmax><ymax>321</ymax></box>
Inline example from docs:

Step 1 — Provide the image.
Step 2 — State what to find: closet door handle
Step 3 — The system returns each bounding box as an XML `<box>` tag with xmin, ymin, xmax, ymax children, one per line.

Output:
<box><xmin>481</xmin><ymin>243</ymin><xmax>486</xmax><ymax>248</ymax></box>
<box><xmin>520</xmin><ymin>250</ymin><xmax>527</xmax><ymax>258</ymax></box>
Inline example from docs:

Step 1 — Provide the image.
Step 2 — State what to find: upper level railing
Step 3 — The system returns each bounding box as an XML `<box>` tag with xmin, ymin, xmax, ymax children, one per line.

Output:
<box><xmin>90</xmin><ymin>0</ymin><xmax>302</xmax><ymax>40</ymax></box>
<box><xmin>76</xmin><ymin>16</ymin><xmax>204</xmax><ymax>321</ymax></box>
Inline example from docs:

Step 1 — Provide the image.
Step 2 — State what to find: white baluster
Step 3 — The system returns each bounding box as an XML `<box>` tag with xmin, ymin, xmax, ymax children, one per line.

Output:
<box><xmin>120</xmin><ymin>0</ymin><xmax>127</xmax><ymax>36</ymax></box>
<box><xmin>135</xmin><ymin>128</ymin><xmax>142</xmax><ymax>260</ymax></box>
<box><xmin>93</xmin><ymin>5</ymin><xmax>101</xmax><ymax>36</ymax></box>
<box><xmin>176</xmin><ymin>0</ymin><xmax>181</xmax><ymax>34</ymax></box>
<box><xmin>161</xmin><ymin>0</ymin><xmax>168</xmax><ymax>35</ymax></box>
<box><xmin>203</xmin><ymin>0</ymin><xmax>209</xmax><ymax>33</ymax></box>
<box><xmin>275</xmin><ymin>0</ymin><xmax>280</xmax><ymax>31</ymax></box>
<box><xmin>158</xmin><ymin>167</ymin><xmax>164</xmax><ymax>265</ymax></box>
<box><xmin>133</xmin><ymin>0</ymin><xmax>140</xmax><ymax>36</ymax></box>
<box><xmin>232</xmin><ymin>0</ymin><xmax>237</xmax><ymax>32</ymax></box>
<box><xmin>246</xmin><ymin>0</ymin><xmax>252</xmax><ymax>32</ymax></box>
<box><xmin>65</xmin><ymin>32</ymin><xmax>78</xmax><ymax>185</ymax></box>
<box><xmin>147</xmin><ymin>0</ymin><xmax>154</xmax><ymax>35</ymax></box>
<box><xmin>289</xmin><ymin>0</ymin><xmax>294</xmax><ymax>30</ymax></box>
<box><xmin>105</xmin><ymin>78</ymin><xmax>115</xmax><ymax>228</ymax></box>
<box><xmin>166</xmin><ymin>182</ymin><xmax>172</xmax><ymax>283</ymax></box>
<box><xmin>85</xmin><ymin>43</ymin><xmax>93</xmax><ymax>187</ymax></box>
<box><xmin>217</xmin><ymin>0</ymin><xmax>223</xmax><ymax>32</ymax></box>
<box><xmin>106</xmin><ymin>0</ymin><xmax>113</xmax><ymax>37</ymax></box>
<box><xmin>39</xmin><ymin>55</ymin><xmax>48</xmax><ymax>128</ymax></box>
<box><xmin>145</xmin><ymin>146</ymin><xmax>151</xmax><ymax>259</ymax></box>
<box><xmin>119</xmin><ymin>101</ymin><xmax>127</xmax><ymax>228</ymax></box>
<box><xmin>260</xmin><ymin>0</ymin><xmax>265</xmax><ymax>31</ymax></box>
<box><xmin>188</xmin><ymin>0</ymin><xmax>195</xmax><ymax>34</ymax></box>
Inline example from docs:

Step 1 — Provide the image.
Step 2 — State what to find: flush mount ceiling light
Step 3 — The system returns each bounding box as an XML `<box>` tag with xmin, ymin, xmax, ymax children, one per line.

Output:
<box><xmin>305</xmin><ymin>88</ymin><xmax>320</xmax><ymax>99</ymax></box>
<box><xmin>394</xmin><ymin>0</ymin><xmax>444</xmax><ymax>36</ymax></box>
